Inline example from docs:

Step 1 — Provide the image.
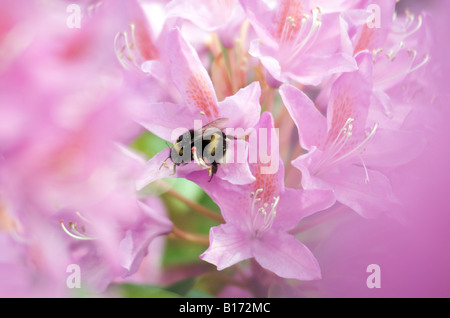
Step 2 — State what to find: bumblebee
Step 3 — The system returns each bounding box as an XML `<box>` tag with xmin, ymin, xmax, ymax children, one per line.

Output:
<box><xmin>162</xmin><ymin>118</ymin><xmax>231</xmax><ymax>182</ymax></box>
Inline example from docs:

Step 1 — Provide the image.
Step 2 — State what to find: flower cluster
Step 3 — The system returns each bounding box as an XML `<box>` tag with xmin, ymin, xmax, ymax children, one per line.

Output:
<box><xmin>0</xmin><ymin>0</ymin><xmax>441</xmax><ymax>297</ymax></box>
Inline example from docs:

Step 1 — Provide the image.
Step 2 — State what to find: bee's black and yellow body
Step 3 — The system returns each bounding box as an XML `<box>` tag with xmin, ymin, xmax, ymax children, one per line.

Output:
<box><xmin>169</xmin><ymin>125</ymin><xmax>228</xmax><ymax>182</ymax></box>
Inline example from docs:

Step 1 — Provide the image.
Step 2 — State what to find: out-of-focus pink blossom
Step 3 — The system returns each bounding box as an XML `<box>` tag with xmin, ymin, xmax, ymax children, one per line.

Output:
<box><xmin>165</xmin><ymin>0</ymin><xmax>246</xmax><ymax>48</ymax></box>
<box><xmin>0</xmin><ymin>1</ymin><xmax>172</xmax><ymax>295</ymax></box>
<box><xmin>240</xmin><ymin>0</ymin><xmax>357</xmax><ymax>86</ymax></box>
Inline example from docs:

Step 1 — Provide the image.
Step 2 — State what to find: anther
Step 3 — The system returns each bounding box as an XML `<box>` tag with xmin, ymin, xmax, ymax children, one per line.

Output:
<box><xmin>60</xmin><ymin>220</ymin><xmax>96</xmax><ymax>241</ymax></box>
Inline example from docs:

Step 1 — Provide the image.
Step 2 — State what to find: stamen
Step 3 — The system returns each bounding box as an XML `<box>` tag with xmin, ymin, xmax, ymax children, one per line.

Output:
<box><xmin>409</xmin><ymin>53</ymin><xmax>430</xmax><ymax>73</ymax></box>
<box><xmin>10</xmin><ymin>229</ymin><xmax>30</xmax><ymax>244</ymax></box>
<box><xmin>250</xmin><ymin>189</ymin><xmax>263</xmax><ymax>212</ymax></box>
<box><xmin>114</xmin><ymin>24</ymin><xmax>145</xmax><ymax>72</ymax></box>
<box><xmin>114</xmin><ymin>31</ymin><xmax>134</xmax><ymax>71</ymax></box>
<box><xmin>249</xmin><ymin>189</ymin><xmax>279</xmax><ymax>237</ymax></box>
<box><xmin>327</xmin><ymin>122</ymin><xmax>378</xmax><ymax>167</ymax></box>
<box><xmin>321</xmin><ymin>118</ymin><xmax>355</xmax><ymax>164</ymax></box>
<box><xmin>359</xmin><ymin>156</ymin><xmax>370</xmax><ymax>184</ymax></box>
<box><xmin>372</xmin><ymin>48</ymin><xmax>383</xmax><ymax>62</ymax></box>
<box><xmin>70</xmin><ymin>222</ymin><xmax>88</xmax><ymax>238</ymax></box>
<box><xmin>375</xmin><ymin>45</ymin><xmax>429</xmax><ymax>88</ymax></box>
<box><xmin>75</xmin><ymin>211</ymin><xmax>94</xmax><ymax>225</ymax></box>
<box><xmin>397</xmin><ymin>14</ymin><xmax>423</xmax><ymax>38</ymax></box>
<box><xmin>313</xmin><ymin>119</ymin><xmax>378</xmax><ymax>177</ymax></box>
<box><xmin>284</xmin><ymin>7</ymin><xmax>322</xmax><ymax>65</ymax></box>
<box><xmin>60</xmin><ymin>220</ymin><xmax>96</xmax><ymax>241</ymax></box>
<box><xmin>258</xmin><ymin>196</ymin><xmax>280</xmax><ymax>234</ymax></box>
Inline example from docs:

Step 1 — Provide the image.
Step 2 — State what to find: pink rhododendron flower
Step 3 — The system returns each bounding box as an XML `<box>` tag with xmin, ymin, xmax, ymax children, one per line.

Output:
<box><xmin>136</xmin><ymin>28</ymin><xmax>261</xmax><ymax>189</ymax></box>
<box><xmin>343</xmin><ymin>0</ymin><xmax>430</xmax><ymax>124</ymax></box>
<box><xmin>240</xmin><ymin>0</ymin><xmax>357</xmax><ymax>86</ymax></box>
<box><xmin>0</xmin><ymin>0</ymin><xmax>447</xmax><ymax>298</ymax></box>
<box><xmin>281</xmin><ymin>52</ymin><xmax>423</xmax><ymax>218</ymax></box>
<box><xmin>165</xmin><ymin>0</ymin><xmax>246</xmax><ymax>48</ymax></box>
<box><xmin>199</xmin><ymin>113</ymin><xmax>335</xmax><ymax>279</ymax></box>
<box><xmin>166</xmin><ymin>0</ymin><xmax>240</xmax><ymax>32</ymax></box>
<box><xmin>0</xmin><ymin>212</ymin><xmax>73</xmax><ymax>297</ymax></box>
<box><xmin>56</xmin><ymin>147</ymin><xmax>173</xmax><ymax>292</ymax></box>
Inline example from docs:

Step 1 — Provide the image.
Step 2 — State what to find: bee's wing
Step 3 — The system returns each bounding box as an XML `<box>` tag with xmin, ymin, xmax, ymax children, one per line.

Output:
<box><xmin>191</xmin><ymin>118</ymin><xmax>228</xmax><ymax>152</ymax></box>
<box><xmin>200</xmin><ymin>118</ymin><xmax>229</xmax><ymax>132</ymax></box>
<box><xmin>191</xmin><ymin>118</ymin><xmax>229</xmax><ymax>147</ymax></box>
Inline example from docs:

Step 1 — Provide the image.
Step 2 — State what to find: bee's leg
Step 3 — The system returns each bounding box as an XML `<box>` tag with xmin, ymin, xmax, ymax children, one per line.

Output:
<box><xmin>225</xmin><ymin>134</ymin><xmax>237</xmax><ymax>140</ymax></box>
<box><xmin>171</xmin><ymin>163</ymin><xmax>177</xmax><ymax>176</ymax></box>
<box><xmin>160</xmin><ymin>148</ymin><xmax>172</xmax><ymax>170</ymax></box>
<box><xmin>226</xmin><ymin>134</ymin><xmax>250</xmax><ymax>141</ymax></box>
<box><xmin>208</xmin><ymin>163</ymin><xmax>218</xmax><ymax>182</ymax></box>
<box><xmin>192</xmin><ymin>147</ymin><xmax>210</xmax><ymax>170</ymax></box>
<box><xmin>159</xmin><ymin>157</ymin><xmax>170</xmax><ymax>170</ymax></box>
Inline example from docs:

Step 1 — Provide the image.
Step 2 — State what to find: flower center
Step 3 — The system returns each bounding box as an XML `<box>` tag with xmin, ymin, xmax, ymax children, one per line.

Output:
<box><xmin>313</xmin><ymin>118</ymin><xmax>378</xmax><ymax>181</ymax></box>
<box><xmin>114</xmin><ymin>21</ymin><xmax>159</xmax><ymax>73</ymax></box>
<box><xmin>249</xmin><ymin>188</ymin><xmax>280</xmax><ymax>238</ymax></box>
<box><xmin>60</xmin><ymin>211</ymin><xmax>96</xmax><ymax>241</ymax></box>
<box><xmin>276</xmin><ymin>6</ymin><xmax>322</xmax><ymax>65</ymax></box>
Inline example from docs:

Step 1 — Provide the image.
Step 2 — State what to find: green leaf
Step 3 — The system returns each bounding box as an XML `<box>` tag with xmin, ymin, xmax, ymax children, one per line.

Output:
<box><xmin>130</xmin><ymin>131</ymin><xmax>168</xmax><ymax>159</ymax></box>
<box><xmin>114</xmin><ymin>283</ymin><xmax>182</xmax><ymax>298</ymax></box>
<box><xmin>162</xmin><ymin>178</ymin><xmax>205</xmax><ymax>215</ymax></box>
<box><xmin>185</xmin><ymin>289</ymin><xmax>213</xmax><ymax>298</ymax></box>
<box><xmin>166</xmin><ymin>277</ymin><xmax>196</xmax><ymax>296</ymax></box>
<box><xmin>162</xmin><ymin>238</ymin><xmax>205</xmax><ymax>267</ymax></box>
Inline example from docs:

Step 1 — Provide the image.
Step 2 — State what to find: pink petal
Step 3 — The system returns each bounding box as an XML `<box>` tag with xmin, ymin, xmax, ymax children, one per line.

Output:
<box><xmin>280</xmin><ymin>84</ymin><xmax>327</xmax><ymax>150</ymax></box>
<box><xmin>316</xmin><ymin>164</ymin><xmax>397</xmax><ymax>218</ymax></box>
<box><xmin>247</xmin><ymin>112</ymin><xmax>285</xmax><ymax>195</ymax></box>
<box><xmin>373</xmin><ymin>47</ymin><xmax>417</xmax><ymax>91</ymax></box>
<box><xmin>140</xmin><ymin>60</ymin><xmax>166</xmax><ymax>79</ymax></box>
<box><xmin>135</xmin><ymin>102</ymin><xmax>199</xmax><ymax>142</ymax></box>
<box><xmin>287</xmin><ymin>52</ymin><xmax>357</xmax><ymax>86</ymax></box>
<box><xmin>200</xmin><ymin>224</ymin><xmax>253</xmax><ymax>270</ymax></box>
<box><xmin>351</xmin><ymin>0</ymin><xmax>395</xmax><ymax>53</ymax></box>
<box><xmin>119</xmin><ymin>200</ymin><xmax>172</xmax><ymax>274</ymax></box>
<box><xmin>270</xmin><ymin>0</ymin><xmax>311</xmax><ymax>42</ymax></box>
<box><xmin>325</xmin><ymin>51</ymin><xmax>372</xmax><ymax>150</ymax></box>
<box><xmin>166</xmin><ymin>0</ymin><xmax>238</xmax><ymax>31</ymax></box>
<box><xmin>362</xmin><ymin>128</ymin><xmax>427</xmax><ymax>167</ymax></box>
<box><xmin>370</xmin><ymin>90</ymin><xmax>394</xmax><ymax>122</ymax></box>
<box><xmin>239</xmin><ymin>0</ymin><xmax>279</xmax><ymax>48</ymax></box>
<box><xmin>216</xmin><ymin>139</ymin><xmax>256</xmax><ymax>185</ymax></box>
<box><xmin>274</xmin><ymin>188</ymin><xmax>336</xmax><ymax>231</ymax></box>
<box><xmin>248</xmin><ymin>39</ymin><xmax>283</xmax><ymax>81</ymax></box>
<box><xmin>167</xmin><ymin>28</ymin><xmax>219</xmax><ymax>119</ymax></box>
<box><xmin>136</xmin><ymin>149</ymin><xmax>200</xmax><ymax>190</ymax></box>
<box><xmin>291</xmin><ymin>146</ymin><xmax>325</xmax><ymax>189</ymax></box>
<box><xmin>215</xmin><ymin>162</ymin><xmax>255</xmax><ymax>185</ymax></box>
<box><xmin>369</xmin><ymin>93</ymin><xmax>412</xmax><ymax>130</ymax></box>
<box><xmin>306</xmin><ymin>12</ymin><xmax>348</xmax><ymax>55</ymax></box>
<box><xmin>197</xmin><ymin>179</ymin><xmax>251</xmax><ymax>225</ymax></box>
<box><xmin>218</xmin><ymin>81</ymin><xmax>262</xmax><ymax>131</ymax></box>
<box><xmin>253</xmin><ymin>231</ymin><xmax>321</xmax><ymax>280</ymax></box>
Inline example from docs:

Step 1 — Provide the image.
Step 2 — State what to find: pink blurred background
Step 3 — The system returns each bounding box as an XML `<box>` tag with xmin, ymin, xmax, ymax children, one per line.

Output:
<box><xmin>299</xmin><ymin>0</ymin><xmax>450</xmax><ymax>297</ymax></box>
